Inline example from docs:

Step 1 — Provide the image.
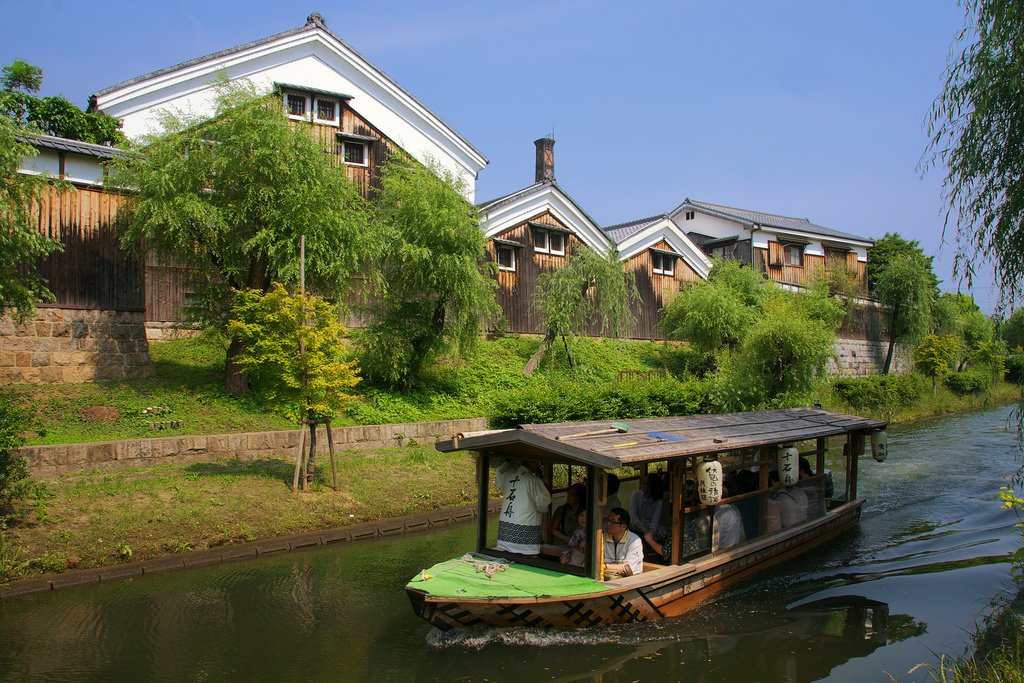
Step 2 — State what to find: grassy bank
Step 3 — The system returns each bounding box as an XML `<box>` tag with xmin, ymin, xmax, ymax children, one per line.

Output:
<box><xmin>1</xmin><ymin>444</ymin><xmax>481</xmax><ymax>580</ymax></box>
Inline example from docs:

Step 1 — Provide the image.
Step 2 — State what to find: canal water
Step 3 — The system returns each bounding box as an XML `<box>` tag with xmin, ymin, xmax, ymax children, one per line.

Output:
<box><xmin>1</xmin><ymin>404</ymin><xmax>1021</xmax><ymax>683</ymax></box>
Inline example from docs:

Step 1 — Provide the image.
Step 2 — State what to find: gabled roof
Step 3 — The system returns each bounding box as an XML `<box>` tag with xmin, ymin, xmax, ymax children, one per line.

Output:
<box><xmin>671</xmin><ymin>199</ymin><xmax>873</xmax><ymax>246</ymax></box>
<box><xmin>90</xmin><ymin>13</ymin><xmax>487</xmax><ymax>188</ymax></box>
<box><xmin>478</xmin><ymin>179</ymin><xmax>612</xmax><ymax>254</ymax></box>
<box><xmin>603</xmin><ymin>213</ymin><xmax>712</xmax><ymax>280</ymax></box>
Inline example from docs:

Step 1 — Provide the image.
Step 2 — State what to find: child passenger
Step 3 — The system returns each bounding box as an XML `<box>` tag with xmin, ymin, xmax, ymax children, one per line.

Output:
<box><xmin>559</xmin><ymin>509</ymin><xmax>587</xmax><ymax>567</ymax></box>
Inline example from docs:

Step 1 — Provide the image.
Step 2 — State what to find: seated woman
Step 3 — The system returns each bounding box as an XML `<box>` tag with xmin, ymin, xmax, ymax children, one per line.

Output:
<box><xmin>559</xmin><ymin>509</ymin><xmax>587</xmax><ymax>567</ymax></box>
<box><xmin>551</xmin><ymin>483</ymin><xmax>587</xmax><ymax>544</ymax></box>
<box><xmin>629</xmin><ymin>473</ymin><xmax>665</xmax><ymax>540</ymax></box>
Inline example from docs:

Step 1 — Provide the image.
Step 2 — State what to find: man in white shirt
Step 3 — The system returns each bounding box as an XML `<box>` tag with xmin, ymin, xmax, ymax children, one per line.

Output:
<box><xmin>495</xmin><ymin>460</ymin><xmax>551</xmax><ymax>555</ymax></box>
<box><xmin>603</xmin><ymin>508</ymin><xmax>644</xmax><ymax>579</ymax></box>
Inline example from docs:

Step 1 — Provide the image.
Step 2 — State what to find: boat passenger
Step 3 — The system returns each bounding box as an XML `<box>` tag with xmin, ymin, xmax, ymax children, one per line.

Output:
<box><xmin>495</xmin><ymin>459</ymin><xmax>552</xmax><ymax>555</ymax></box>
<box><xmin>559</xmin><ymin>509</ymin><xmax>587</xmax><ymax>567</ymax></box>
<box><xmin>768</xmin><ymin>470</ymin><xmax>805</xmax><ymax>528</ymax></box>
<box><xmin>603</xmin><ymin>508</ymin><xmax>643</xmax><ymax>579</ymax></box>
<box><xmin>732</xmin><ymin>469</ymin><xmax>760</xmax><ymax>539</ymax></box>
<box><xmin>551</xmin><ymin>483</ymin><xmax>587</xmax><ymax>544</ymax></box>
<box><xmin>602</xmin><ymin>474</ymin><xmax>622</xmax><ymax>519</ymax></box>
<box><xmin>798</xmin><ymin>458</ymin><xmax>826</xmax><ymax>518</ymax></box>
<box><xmin>629</xmin><ymin>473</ymin><xmax>665</xmax><ymax>539</ymax></box>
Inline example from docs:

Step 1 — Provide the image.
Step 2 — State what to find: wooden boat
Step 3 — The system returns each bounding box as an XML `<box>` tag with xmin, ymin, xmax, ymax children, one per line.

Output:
<box><xmin>406</xmin><ymin>407</ymin><xmax>887</xmax><ymax>630</ymax></box>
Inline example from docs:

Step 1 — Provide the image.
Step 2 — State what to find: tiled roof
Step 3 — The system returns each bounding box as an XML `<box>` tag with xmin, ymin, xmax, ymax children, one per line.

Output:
<box><xmin>602</xmin><ymin>214</ymin><xmax>668</xmax><ymax>244</ymax></box>
<box><xmin>90</xmin><ymin>14</ymin><xmax>486</xmax><ymax>164</ymax></box>
<box><xmin>477</xmin><ymin>180</ymin><xmax>605</xmax><ymax>233</ymax></box>
<box><xmin>683</xmin><ymin>199</ymin><xmax>872</xmax><ymax>244</ymax></box>
<box><xmin>22</xmin><ymin>132</ymin><xmax>130</xmax><ymax>159</ymax></box>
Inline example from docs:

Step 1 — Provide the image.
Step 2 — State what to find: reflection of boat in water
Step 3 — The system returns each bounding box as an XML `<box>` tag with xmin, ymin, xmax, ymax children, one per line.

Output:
<box><xmin>415</xmin><ymin>596</ymin><xmax>920</xmax><ymax>683</ymax></box>
<box><xmin>406</xmin><ymin>408</ymin><xmax>888</xmax><ymax>630</ymax></box>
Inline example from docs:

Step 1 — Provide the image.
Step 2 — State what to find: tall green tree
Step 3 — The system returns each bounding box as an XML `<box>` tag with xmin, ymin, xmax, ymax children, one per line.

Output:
<box><xmin>867</xmin><ymin>232</ymin><xmax>940</xmax><ymax>294</ymax></box>
<box><xmin>526</xmin><ymin>244</ymin><xmax>639</xmax><ymax>373</ymax></box>
<box><xmin>359</xmin><ymin>156</ymin><xmax>499</xmax><ymax>392</ymax></box>
<box><xmin>875</xmin><ymin>253</ymin><xmax>934</xmax><ymax>374</ymax></box>
<box><xmin>0</xmin><ymin>116</ymin><xmax>65</xmax><ymax>320</ymax></box>
<box><xmin>1</xmin><ymin>60</ymin><xmax>123</xmax><ymax>145</ymax></box>
<box><xmin>924</xmin><ymin>1</ymin><xmax>1024</xmax><ymax>302</ymax></box>
<box><xmin>107</xmin><ymin>80</ymin><xmax>370</xmax><ymax>395</ymax></box>
<box><xmin>932</xmin><ymin>292</ymin><xmax>993</xmax><ymax>370</ymax></box>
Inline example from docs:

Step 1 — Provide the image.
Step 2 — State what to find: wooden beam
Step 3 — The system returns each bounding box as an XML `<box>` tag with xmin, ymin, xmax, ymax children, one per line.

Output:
<box><xmin>476</xmin><ymin>453</ymin><xmax>490</xmax><ymax>553</ymax></box>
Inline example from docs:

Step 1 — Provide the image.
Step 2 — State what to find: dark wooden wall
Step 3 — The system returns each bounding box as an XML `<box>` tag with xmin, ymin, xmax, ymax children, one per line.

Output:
<box><xmin>624</xmin><ymin>239</ymin><xmax>703</xmax><ymax>340</ymax></box>
<box><xmin>30</xmin><ymin>185</ymin><xmax>144</xmax><ymax>311</ymax></box>
<box><xmin>758</xmin><ymin>242</ymin><xmax>867</xmax><ymax>287</ymax></box>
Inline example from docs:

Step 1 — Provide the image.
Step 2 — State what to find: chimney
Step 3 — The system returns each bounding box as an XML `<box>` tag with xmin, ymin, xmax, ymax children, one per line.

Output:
<box><xmin>534</xmin><ymin>137</ymin><xmax>555</xmax><ymax>183</ymax></box>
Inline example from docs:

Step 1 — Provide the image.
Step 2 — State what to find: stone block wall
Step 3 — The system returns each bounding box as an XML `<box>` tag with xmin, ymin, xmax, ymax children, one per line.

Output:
<box><xmin>19</xmin><ymin>417</ymin><xmax>489</xmax><ymax>478</ymax></box>
<box><xmin>830</xmin><ymin>338</ymin><xmax>912</xmax><ymax>377</ymax></box>
<box><xmin>0</xmin><ymin>308</ymin><xmax>155</xmax><ymax>383</ymax></box>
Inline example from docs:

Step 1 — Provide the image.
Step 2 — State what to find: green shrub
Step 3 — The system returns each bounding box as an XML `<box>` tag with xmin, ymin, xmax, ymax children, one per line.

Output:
<box><xmin>1005</xmin><ymin>347</ymin><xmax>1024</xmax><ymax>384</ymax></box>
<box><xmin>488</xmin><ymin>376</ymin><xmax>705</xmax><ymax>428</ymax></box>
<box><xmin>832</xmin><ymin>374</ymin><xmax>929</xmax><ymax>410</ymax></box>
<box><xmin>943</xmin><ymin>370</ymin><xmax>989</xmax><ymax>395</ymax></box>
<box><xmin>0</xmin><ymin>394</ymin><xmax>29</xmax><ymax>515</ymax></box>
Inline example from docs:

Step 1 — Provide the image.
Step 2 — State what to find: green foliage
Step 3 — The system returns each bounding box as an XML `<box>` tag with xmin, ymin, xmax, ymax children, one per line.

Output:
<box><xmin>875</xmin><ymin>251</ymin><xmax>935</xmax><ymax>373</ymax></box>
<box><xmin>832</xmin><ymin>374</ymin><xmax>930</xmax><ymax>411</ymax></box>
<box><xmin>107</xmin><ymin>79</ymin><xmax>369</xmax><ymax>393</ymax></box>
<box><xmin>359</xmin><ymin>155</ymin><xmax>499</xmax><ymax>391</ymax></box>
<box><xmin>915</xmin><ymin>334</ymin><xmax>961</xmax><ymax>391</ymax></box>
<box><xmin>1005</xmin><ymin>345</ymin><xmax>1024</xmax><ymax>384</ymax></box>
<box><xmin>1001</xmin><ymin>308</ymin><xmax>1024</xmax><ymax>351</ymax></box>
<box><xmin>488</xmin><ymin>376</ymin><xmax>705</xmax><ymax>429</ymax></box>
<box><xmin>0</xmin><ymin>60</ymin><xmax>123</xmax><ymax>145</ymax></box>
<box><xmin>0</xmin><ymin>394</ymin><xmax>30</xmax><ymax>516</ymax></box>
<box><xmin>660</xmin><ymin>261</ymin><xmax>768</xmax><ymax>354</ymax></box>
<box><xmin>943</xmin><ymin>370</ymin><xmax>989</xmax><ymax>396</ymax></box>
<box><xmin>533</xmin><ymin>244</ymin><xmax>639</xmax><ymax>368</ymax></box>
<box><xmin>866</xmin><ymin>232</ymin><xmax>940</xmax><ymax>294</ymax></box>
<box><xmin>0</xmin><ymin>115</ymin><xmax>65</xmax><ymax>320</ymax></box>
<box><xmin>227</xmin><ymin>283</ymin><xmax>360</xmax><ymax>422</ymax></box>
<box><xmin>924</xmin><ymin>1</ymin><xmax>1024</xmax><ymax>302</ymax></box>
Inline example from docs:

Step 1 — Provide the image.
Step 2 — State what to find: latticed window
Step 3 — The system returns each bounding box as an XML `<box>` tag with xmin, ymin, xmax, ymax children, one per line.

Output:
<box><xmin>317</xmin><ymin>99</ymin><xmax>336</xmax><ymax>122</ymax></box>
<box><xmin>287</xmin><ymin>94</ymin><xmax>306</xmax><ymax>117</ymax></box>
<box><xmin>342</xmin><ymin>141</ymin><xmax>365</xmax><ymax>165</ymax></box>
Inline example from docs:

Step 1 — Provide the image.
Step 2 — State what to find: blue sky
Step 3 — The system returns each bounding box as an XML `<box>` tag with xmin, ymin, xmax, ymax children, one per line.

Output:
<box><xmin>1</xmin><ymin>0</ymin><xmax>995</xmax><ymax>310</ymax></box>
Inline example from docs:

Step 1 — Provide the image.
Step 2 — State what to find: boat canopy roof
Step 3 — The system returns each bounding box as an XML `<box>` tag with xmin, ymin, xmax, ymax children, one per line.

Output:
<box><xmin>436</xmin><ymin>407</ymin><xmax>886</xmax><ymax>468</ymax></box>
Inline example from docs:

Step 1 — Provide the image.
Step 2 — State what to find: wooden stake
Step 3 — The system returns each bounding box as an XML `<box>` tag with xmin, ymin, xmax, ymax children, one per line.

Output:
<box><xmin>326</xmin><ymin>417</ymin><xmax>338</xmax><ymax>491</ymax></box>
<box><xmin>292</xmin><ymin>414</ymin><xmax>307</xmax><ymax>494</ymax></box>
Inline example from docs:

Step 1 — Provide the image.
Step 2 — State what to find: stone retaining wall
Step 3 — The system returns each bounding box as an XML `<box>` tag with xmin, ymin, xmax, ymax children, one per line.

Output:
<box><xmin>830</xmin><ymin>338</ymin><xmax>912</xmax><ymax>377</ymax></box>
<box><xmin>18</xmin><ymin>417</ymin><xmax>489</xmax><ymax>478</ymax></box>
<box><xmin>1</xmin><ymin>308</ymin><xmax>154</xmax><ymax>383</ymax></box>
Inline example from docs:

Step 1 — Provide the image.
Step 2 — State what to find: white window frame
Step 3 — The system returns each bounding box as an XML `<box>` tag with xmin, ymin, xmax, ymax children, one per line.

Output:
<box><xmin>341</xmin><ymin>140</ymin><xmax>368</xmax><ymax>167</ymax></box>
<box><xmin>313</xmin><ymin>97</ymin><xmax>340</xmax><ymax>126</ymax></box>
<box><xmin>652</xmin><ymin>252</ymin><xmax>675</xmax><ymax>276</ymax></box>
<box><xmin>533</xmin><ymin>227</ymin><xmax>565</xmax><ymax>256</ymax></box>
<box><xmin>496</xmin><ymin>245</ymin><xmax>517</xmax><ymax>271</ymax></box>
<box><xmin>285</xmin><ymin>92</ymin><xmax>308</xmax><ymax>120</ymax></box>
<box><xmin>782</xmin><ymin>243</ymin><xmax>804</xmax><ymax>267</ymax></box>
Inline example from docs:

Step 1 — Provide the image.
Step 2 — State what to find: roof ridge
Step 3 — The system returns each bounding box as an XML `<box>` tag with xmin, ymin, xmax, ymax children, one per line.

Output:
<box><xmin>603</xmin><ymin>213</ymin><xmax>667</xmax><ymax>231</ymax></box>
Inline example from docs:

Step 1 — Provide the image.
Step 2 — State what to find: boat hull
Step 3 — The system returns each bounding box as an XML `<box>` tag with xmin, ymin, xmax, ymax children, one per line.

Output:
<box><xmin>406</xmin><ymin>500</ymin><xmax>863</xmax><ymax>630</ymax></box>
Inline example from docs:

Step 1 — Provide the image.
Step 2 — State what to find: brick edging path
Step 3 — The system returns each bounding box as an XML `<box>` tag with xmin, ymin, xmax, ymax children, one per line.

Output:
<box><xmin>0</xmin><ymin>499</ymin><xmax>502</xmax><ymax>600</ymax></box>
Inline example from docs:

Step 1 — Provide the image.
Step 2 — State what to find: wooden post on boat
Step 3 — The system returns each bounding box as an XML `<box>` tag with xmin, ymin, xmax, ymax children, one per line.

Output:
<box><xmin>586</xmin><ymin>465</ymin><xmax>601</xmax><ymax>580</ymax></box>
<box><xmin>816</xmin><ymin>437</ymin><xmax>826</xmax><ymax>478</ymax></box>
<box><xmin>476</xmin><ymin>453</ymin><xmax>490</xmax><ymax>553</ymax></box>
<box><xmin>292</xmin><ymin>413</ymin><xmax>307</xmax><ymax>494</ymax></box>
<box><xmin>849</xmin><ymin>433</ymin><xmax>863</xmax><ymax>500</ymax></box>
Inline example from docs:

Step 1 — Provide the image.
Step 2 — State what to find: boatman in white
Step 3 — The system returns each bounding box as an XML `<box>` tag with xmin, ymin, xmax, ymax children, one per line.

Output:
<box><xmin>495</xmin><ymin>460</ymin><xmax>552</xmax><ymax>555</ymax></box>
<box><xmin>603</xmin><ymin>508</ymin><xmax>644</xmax><ymax>579</ymax></box>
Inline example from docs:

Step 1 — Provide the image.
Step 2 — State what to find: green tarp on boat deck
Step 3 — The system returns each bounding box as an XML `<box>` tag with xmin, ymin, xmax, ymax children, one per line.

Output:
<box><xmin>407</xmin><ymin>554</ymin><xmax>607</xmax><ymax>600</ymax></box>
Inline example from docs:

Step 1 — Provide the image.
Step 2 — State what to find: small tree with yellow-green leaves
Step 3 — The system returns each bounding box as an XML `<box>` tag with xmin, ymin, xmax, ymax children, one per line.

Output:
<box><xmin>227</xmin><ymin>283</ymin><xmax>360</xmax><ymax>423</ymax></box>
<box><xmin>914</xmin><ymin>334</ymin><xmax>960</xmax><ymax>393</ymax></box>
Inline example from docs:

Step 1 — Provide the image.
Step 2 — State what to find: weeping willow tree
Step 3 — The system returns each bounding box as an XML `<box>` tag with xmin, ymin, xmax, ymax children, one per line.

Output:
<box><xmin>525</xmin><ymin>245</ymin><xmax>639</xmax><ymax>373</ymax></box>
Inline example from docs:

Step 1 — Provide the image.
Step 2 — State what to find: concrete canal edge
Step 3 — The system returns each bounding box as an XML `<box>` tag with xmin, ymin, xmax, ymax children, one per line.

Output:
<box><xmin>0</xmin><ymin>499</ymin><xmax>502</xmax><ymax>600</ymax></box>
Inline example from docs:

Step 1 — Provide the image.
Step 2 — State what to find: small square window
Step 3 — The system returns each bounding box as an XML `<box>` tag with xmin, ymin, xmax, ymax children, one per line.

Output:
<box><xmin>534</xmin><ymin>228</ymin><xmax>549</xmax><ymax>253</ymax></box>
<box><xmin>652</xmin><ymin>252</ymin><xmax>675</xmax><ymax>276</ymax></box>
<box><xmin>316</xmin><ymin>98</ymin><xmax>337</xmax><ymax>123</ymax></box>
<box><xmin>342</xmin><ymin>141</ymin><xmax>366</xmax><ymax>166</ymax></box>
<box><xmin>685</xmin><ymin>211</ymin><xmax>695</xmax><ymax>220</ymax></box>
<box><xmin>287</xmin><ymin>94</ymin><xmax>307</xmax><ymax>117</ymax></box>
<box><xmin>497</xmin><ymin>245</ymin><xmax>516</xmax><ymax>271</ymax></box>
<box><xmin>783</xmin><ymin>244</ymin><xmax>804</xmax><ymax>267</ymax></box>
<box><xmin>549</xmin><ymin>231</ymin><xmax>565</xmax><ymax>256</ymax></box>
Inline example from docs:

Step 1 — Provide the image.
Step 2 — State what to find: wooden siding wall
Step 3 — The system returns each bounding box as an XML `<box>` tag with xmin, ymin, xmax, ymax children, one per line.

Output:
<box><xmin>625</xmin><ymin>239</ymin><xmax>703</xmax><ymax>340</ymax></box>
<box><xmin>489</xmin><ymin>212</ymin><xmax>584</xmax><ymax>335</ymax></box>
<box><xmin>30</xmin><ymin>185</ymin><xmax>144</xmax><ymax>311</ymax></box>
<box><xmin>757</xmin><ymin>243</ymin><xmax>867</xmax><ymax>286</ymax></box>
